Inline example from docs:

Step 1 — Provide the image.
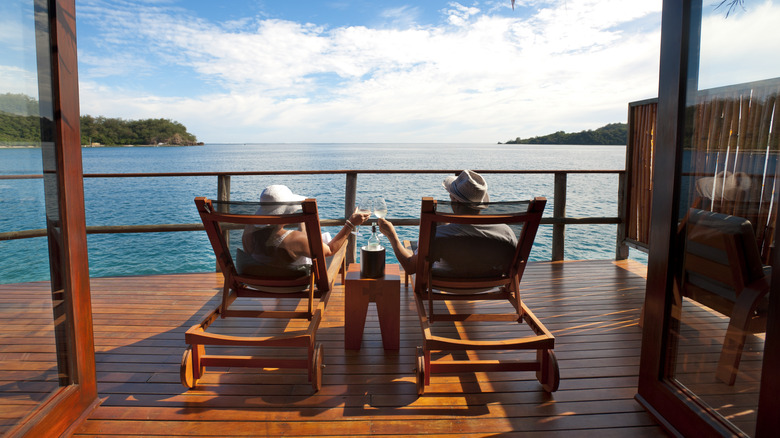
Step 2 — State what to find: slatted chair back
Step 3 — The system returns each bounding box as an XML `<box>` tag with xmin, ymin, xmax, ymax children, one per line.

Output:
<box><xmin>195</xmin><ymin>197</ymin><xmax>339</xmax><ymax>314</ymax></box>
<box><xmin>414</xmin><ymin>196</ymin><xmax>546</xmax><ymax>320</ymax></box>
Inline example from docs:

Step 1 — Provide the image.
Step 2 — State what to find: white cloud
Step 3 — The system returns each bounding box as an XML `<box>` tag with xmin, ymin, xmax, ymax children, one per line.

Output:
<box><xmin>379</xmin><ymin>5</ymin><xmax>423</xmax><ymax>28</ymax></box>
<box><xmin>698</xmin><ymin>1</ymin><xmax>780</xmax><ymax>88</ymax></box>
<box><xmin>445</xmin><ymin>2</ymin><xmax>482</xmax><ymax>26</ymax></box>
<box><xmin>0</xmin><ymin>4</ymin><xmax>39</xmax><ymax>96</ymax></box>
<box><xmin>0</xmin><ymin>65</ymin><xmax>39</xmax><ymax>96</ymax></box>
<box><xmin>75</xmin><ymin>0</ymin><xmax>666</xmax><ymax>143</ymax></box>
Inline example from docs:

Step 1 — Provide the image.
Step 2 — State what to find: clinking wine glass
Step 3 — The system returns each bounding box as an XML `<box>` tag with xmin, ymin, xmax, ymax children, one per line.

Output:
<box><xmin>352</xmin><ymin>197</ymin><xmax>372</xmax><ymax>235</ymax></box>
<box><xmin>373</xmin><ymin>197</ymin><xmax>387</xmax><ymax>225</ymax></box>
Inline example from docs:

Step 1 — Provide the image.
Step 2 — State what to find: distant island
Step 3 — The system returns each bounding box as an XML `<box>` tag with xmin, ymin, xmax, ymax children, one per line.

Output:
<box><xmin>80</xmin><ymin>115</ymin><xmax>202</xmax><ymax>146</ymax></box>
<box><xmin>501</xmin><ymin>122</ymin><xmax>627</xmax><ymax>145</ymax></box>
<box><xmin>0</xmin><ymin>92</ymin><xmax>201</xmax><ymax>147</ymax></box>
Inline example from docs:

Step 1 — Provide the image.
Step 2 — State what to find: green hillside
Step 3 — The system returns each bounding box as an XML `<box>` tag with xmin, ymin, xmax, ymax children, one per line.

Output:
<box><xmin>0</xmin><ymin>111</ymin><xmax>42</xmax><ymax>143</ymax></box>
<box><xmin>502</xmin><ymin>122</ymin><xmax>627</xmax><ymax>145</ymax></box>
<box><xmin>80</xmin><ymin>115</ymin><xmax>200</xmax><ymax>146</ymax></box>
<box><xmin>0</xmin><ymin>93</ymin><xmax>38</xmax><ymax>116</ymax></box>
<box><xmin>0</xmin><ymin>93</ymin><xmax>200</xmax><ymax>146</ymax></box>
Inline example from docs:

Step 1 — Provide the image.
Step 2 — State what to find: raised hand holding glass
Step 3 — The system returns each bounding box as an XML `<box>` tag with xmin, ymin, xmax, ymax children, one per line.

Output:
<box><xmin>352</xmin><ymin>197</ymin><xmax>372</xmax><ymax>236</ymax></box>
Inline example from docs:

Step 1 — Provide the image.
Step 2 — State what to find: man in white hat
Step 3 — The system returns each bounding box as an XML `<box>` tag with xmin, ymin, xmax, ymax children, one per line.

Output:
<box><xmin>240</xmin><ymin>185</ymin><xmax>370</xmax><ymax>275</ymax></box>
<box><xmin>441</xmin><ymin>168</ymin><xmax>490</xmax><ymax>205</ymax></box>
<box><xmin>377</xmin><ymin>170</ymin><xmax>517</xmax><ymax>275</ymax></box>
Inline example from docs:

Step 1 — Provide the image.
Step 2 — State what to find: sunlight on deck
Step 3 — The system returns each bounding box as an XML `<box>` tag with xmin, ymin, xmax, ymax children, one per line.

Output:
<box><xmin>1</xmin><ymin>260</ymin><xmax>675</xmax><ymax>436</ymax></box>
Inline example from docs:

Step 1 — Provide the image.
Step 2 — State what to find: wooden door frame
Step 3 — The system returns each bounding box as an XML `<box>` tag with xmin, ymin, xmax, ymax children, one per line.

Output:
<box><xmin>6</xmin><ymin>0</ymin><xmax>99</xmax><ymax>436</ymax></box>
<box><xmin>637</xmin><ymin>0</ymin><xmax>780</xmax><ymax>436</ymax></box>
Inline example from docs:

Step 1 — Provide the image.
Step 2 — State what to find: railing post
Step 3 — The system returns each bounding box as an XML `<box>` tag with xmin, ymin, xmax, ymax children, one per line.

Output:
<box><xmin>217</xmin><ymin>174</ymin><xmax>231</xmax><ymax>203</ymax></box>
<box><xmin>615</xmin><ymin>171</ymin><xmax>629</xmax><ymax>260</ymax></box>
<box><xmin>216</xmin><ymin>175</ymin><xmax>231</xmax><ymax>272</ymax></box>
<box><xmin>552</xmin><ymin>172</ymin><xmax>566</xmax><ymax>261</ymax></box>
<box><xmin>345</xmin><ymin>172</ymin><xmax>358</xmax><ymax>264</ymax></box>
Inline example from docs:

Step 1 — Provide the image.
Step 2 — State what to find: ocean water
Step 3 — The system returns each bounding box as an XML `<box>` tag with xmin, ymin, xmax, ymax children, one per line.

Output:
<box><xmin>0</xmin><ymin>143</ymin><xmax>639</xmax><ymax>284</ymax></box>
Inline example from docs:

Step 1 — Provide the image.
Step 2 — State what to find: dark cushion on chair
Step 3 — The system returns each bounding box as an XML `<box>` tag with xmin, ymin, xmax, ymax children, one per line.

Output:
<box><xmin>235</xmin><ymin>248</ymin><xmax>311</xmax><ymax>278</ymax></box>
<box><xmin>430</xmin><ymin>235</ymin><xmax>517</xmax><ymax>278</ymax></box>
<box><xmin>687</xmin><ymin>209</ymin><xmax>765</xmax><ymax>284</ymax></box>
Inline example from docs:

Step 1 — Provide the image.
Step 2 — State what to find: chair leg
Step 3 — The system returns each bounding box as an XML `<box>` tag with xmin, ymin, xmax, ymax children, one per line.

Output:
<box><xmin>716</xmin><ymin>321</ymin><xmax>749</xmax><ymax>385</ymax></box>
<box><xmin>715</xmin><ymin>299</ymin><xmax>758</xmax><ymax>385</ymax></box>
<box><xmin>220</xmin><ymin>281</ymin><xmax>231</xmax><ymax>318</ymax></box>
<box><xmin>509</xmin><ymin>277</ymin><xmax>523</xmax><ymax>320</ymax></box>
<box><xmin>424</xmin><ymin>348</ymin><xmax>432</xmax><ymax>386</ymax></box>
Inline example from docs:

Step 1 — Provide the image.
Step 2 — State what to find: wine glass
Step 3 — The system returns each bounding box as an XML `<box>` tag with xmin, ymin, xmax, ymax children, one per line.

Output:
<box><xmin>352</xmin><ymin>197</ymin><xmax>372</xmax><ymax>235</ymax></box>
<box><xmin>373</xmin><ymin>197</ymin><xmax>387</xmax><ymax>225</ymax></box>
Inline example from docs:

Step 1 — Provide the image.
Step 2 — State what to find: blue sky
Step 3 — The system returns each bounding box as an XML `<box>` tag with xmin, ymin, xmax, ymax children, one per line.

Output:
<box><xmin>3</xmin><ymin>1</ymin><xmax>779</xmax><ymax>143</ymax></box>
<box><xmin>68</xmin><ymin>0</ymin><xmax>665</xmax><ymax>143</ymax></box>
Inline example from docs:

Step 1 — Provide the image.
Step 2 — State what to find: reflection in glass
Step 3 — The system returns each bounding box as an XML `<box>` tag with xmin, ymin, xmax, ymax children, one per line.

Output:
<box><xmin>0</xmin><ymin>0</ymin><xmax>68</xmax><ymax>433</ymax></box>
<box><xmin>668</xmin><ymin>1</ymin><xmax>780</xmax><ymax>435</ymax></box>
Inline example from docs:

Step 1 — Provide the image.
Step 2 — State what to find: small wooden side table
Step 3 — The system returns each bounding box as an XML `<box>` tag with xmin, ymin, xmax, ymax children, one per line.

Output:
<box><xmin>344</xmin><ymin>263</ymin><xmax>401</xmax><ymax>350</ymax></box>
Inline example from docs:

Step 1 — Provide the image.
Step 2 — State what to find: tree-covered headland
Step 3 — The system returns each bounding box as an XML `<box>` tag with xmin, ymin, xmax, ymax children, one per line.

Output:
<box><xmin>0</xmin><ymin>93</ymin><xmax>41</xmax><ymax>144</ymax></box>
<box><xmin>80</xmin><ymin>115</ymin><xmax>201</xmax><ymax>146</ymax></box>
<box><xmin>502</xmin><ymin>122</ymin><xmax>627</xmax><ymax>145</ymax></box>
<box><xmin>0</xmin><ymin>93</ymin><xmax>201</xmax><ymax>146</ymax></box>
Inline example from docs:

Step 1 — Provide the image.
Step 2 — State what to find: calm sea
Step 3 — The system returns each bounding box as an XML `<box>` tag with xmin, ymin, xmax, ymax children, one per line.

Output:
<box><xmin>0</xmin><ymin>143</ymin><xmax>640</xmax><ymax>284</ymax></box>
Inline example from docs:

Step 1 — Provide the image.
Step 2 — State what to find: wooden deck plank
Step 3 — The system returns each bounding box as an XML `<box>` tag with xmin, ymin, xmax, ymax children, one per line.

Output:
<box><xmin>2</xmin><ymin>260</ymin><xmax>671</xmax><ymax>436</ymax></box>
<box><xmin>73</xmin><ymin>412</ymin><xmax>660</xmax><ymax>436</ymax></box>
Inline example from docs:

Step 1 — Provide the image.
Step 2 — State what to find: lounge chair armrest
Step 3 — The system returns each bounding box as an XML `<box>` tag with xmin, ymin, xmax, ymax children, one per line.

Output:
<box><xmin>326</xmin><ymin>242</ymin><xmax>348</xmax><ymax>285</ymax></box>
<box><xmin>734</xmin><ymin>276</ymin><xmax>771</xmax><ymax>316</ymax></box>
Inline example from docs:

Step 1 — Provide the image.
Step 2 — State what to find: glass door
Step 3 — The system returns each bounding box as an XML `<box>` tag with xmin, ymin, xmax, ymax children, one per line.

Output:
<box><xmin>1</xmin><ymin>0</ymin><xmax>97</xmax><ymax>436</ymax></box>
<box><xmin>639</xmin><ymin>1</ymin><xmax>780</xmax><ymax>436</ymax></box>
<box><xmin>0</xmin><ymin>0</ymin><xmax>65</xmax><ymax>431</ymax></box>
<box><xmin>671</xmin><ymin>3</ymin><xmax>780</xmax><ymax>434</ymax></box>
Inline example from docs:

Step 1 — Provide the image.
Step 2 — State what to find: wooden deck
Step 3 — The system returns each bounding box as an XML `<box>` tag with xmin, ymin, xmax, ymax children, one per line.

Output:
<box><xmin>2</xmin><ymin>260</ymin><xmax>671</xmax><ymax>437</ymax></box>
<box><xmin>674</xmin><ymin>297</ymin><xmax>763</xmax><ymax>436</ymax></box>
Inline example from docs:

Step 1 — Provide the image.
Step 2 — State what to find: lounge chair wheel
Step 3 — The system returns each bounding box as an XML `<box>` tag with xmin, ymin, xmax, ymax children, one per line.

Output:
<box><xmin>180</xmin><ymin>346</ymin><xmax>197</xmax><ymax>389</ymax></box>
<box><xmin>415</xmin><ymin>346</ymin><xmax>426</xmax><ymax>396</ymax></box>
<box><xmin>312</xmin><ymin>343</ymin><xmax>324</xmax><ymax>392</ymax></box>
<box><xmin>537</xmin><ymin>349</ymin><xmax>560</xmax><ymax>392</ymax></box>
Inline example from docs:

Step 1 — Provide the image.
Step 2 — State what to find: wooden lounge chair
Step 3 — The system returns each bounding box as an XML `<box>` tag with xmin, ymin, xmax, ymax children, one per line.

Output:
<box><xmin>680</xmin><ymin>208</ymin><xmax>770</xmax><ymax>385</ymax></box>
<box><xmin>411</xmin><ymin>197</ymin><xmax>559</xmax><ymax>395</ymax></box>
<box><xmin>180</xmin><ymin>197</ymin><xmax>347</xmax><ymax>391</ymax></box>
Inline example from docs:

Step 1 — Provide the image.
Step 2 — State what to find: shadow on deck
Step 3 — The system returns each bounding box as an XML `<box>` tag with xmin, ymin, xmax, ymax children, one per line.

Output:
<box><xmin>2</xmin><ymin>260</ymin><xmax>671</xmax><ymax>437</ymax></box>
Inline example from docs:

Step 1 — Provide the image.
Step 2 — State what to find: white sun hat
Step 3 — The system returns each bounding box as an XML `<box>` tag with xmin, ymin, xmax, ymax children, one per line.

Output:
<box><xmin>442</xmin><ymin>169</ymin><xmax>490</xmax><ymax>204</ymax></box>
<box><xmin>255</xmin><ymin>185</ymin><xmax>307</xmax><ymax>216</ymax></box>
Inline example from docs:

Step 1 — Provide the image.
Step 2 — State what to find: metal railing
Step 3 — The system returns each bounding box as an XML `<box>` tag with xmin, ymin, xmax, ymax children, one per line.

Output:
<box><xmin>0</xmin><ymin>169</ymin><xmax>628</xmax><ymax>262</ymax></box>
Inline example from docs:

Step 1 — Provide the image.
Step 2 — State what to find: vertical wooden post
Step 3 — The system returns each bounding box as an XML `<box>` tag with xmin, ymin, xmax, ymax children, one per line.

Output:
<box><xmin>217</xmin><ymin>174</ymin><xmax>231</xmax><ymax>203</ymax></box>
<box><xmin>552</xmin><ymin>172</ymin><xmax>566</xmax><ymax>261</ymax></box>
<box><xmin>616</xmin><ymin>171</ymin><xmax>629</xmax><ymax>260</ymax></box>
<box><xmin>216</xmin><ymin>175</ymin><xmax>230</xmax><ymax>272</ymax></box>
<box><xmin>345</xmin><ymin>172</ymin><xmax>358</xmax><ymax>264</ymax></box>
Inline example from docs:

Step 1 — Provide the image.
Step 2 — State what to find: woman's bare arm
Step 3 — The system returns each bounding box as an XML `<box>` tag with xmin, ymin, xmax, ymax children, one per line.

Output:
<box><xmin>283</xmin><ymin>209</ymin><xmax>370</xmax><ymax>258</ymax></box>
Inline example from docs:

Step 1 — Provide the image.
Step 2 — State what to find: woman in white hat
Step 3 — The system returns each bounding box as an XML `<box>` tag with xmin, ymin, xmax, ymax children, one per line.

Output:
<box><xmin>377</xmin><ymin>170</ymin><xmax>516</xmax><ymax>275</ymax></box>
<box><xmin>240</xmin><ymin>185</ymin><xmax>369</xmax><ymax>275</ymax></box>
